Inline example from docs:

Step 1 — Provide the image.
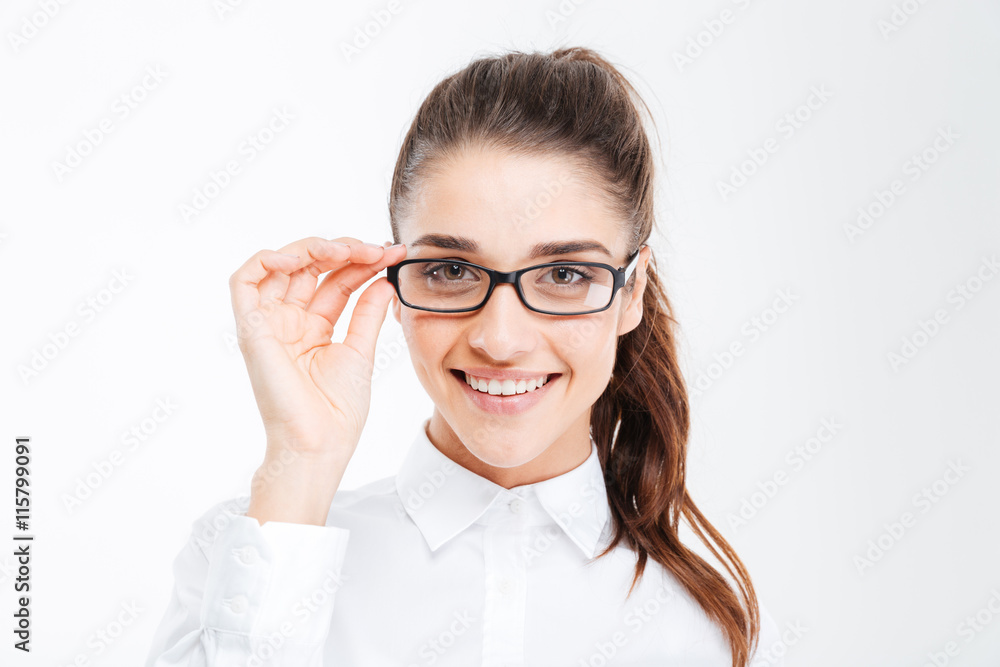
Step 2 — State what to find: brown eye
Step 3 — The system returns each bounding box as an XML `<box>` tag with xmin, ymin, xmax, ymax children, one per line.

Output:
<box><xmin>419</xmin><ymin>262</ymin><xmax>479</xmax><ymax>283</ymax></box>
<box><xmin>551</xmin><ymin>268</ymin><xmax>575</xmax><ymax>284</ymax></box>
<box><xmin>542</xmin><ymin>266</ymin><xmax>593</xmax><ymax>286</ymax></box>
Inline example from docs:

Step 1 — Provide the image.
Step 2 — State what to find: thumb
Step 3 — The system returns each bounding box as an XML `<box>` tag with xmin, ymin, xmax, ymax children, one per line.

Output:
<box><xmin>341</xmin><ymin>277</ymin><xmax>395</xmax><ymax>367</ymax></box>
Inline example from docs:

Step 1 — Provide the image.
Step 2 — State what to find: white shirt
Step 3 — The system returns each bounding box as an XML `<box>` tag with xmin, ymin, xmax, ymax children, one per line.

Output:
<box><xmin>146</xmin><ymin>418</ymin><xmax>787</xmax><ymax>666</ymax></box>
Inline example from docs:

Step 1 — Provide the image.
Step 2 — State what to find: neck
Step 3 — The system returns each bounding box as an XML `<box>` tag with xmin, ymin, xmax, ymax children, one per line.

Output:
<box><xmin>425</xmin><ymin>409</ymin><xmax>593</xmax><ymax>489</ymax></box>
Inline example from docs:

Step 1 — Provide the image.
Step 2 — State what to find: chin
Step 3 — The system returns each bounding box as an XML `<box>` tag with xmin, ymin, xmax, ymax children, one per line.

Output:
<box><xmin>455</xmin><ymin>424</ymin><xmax>546</xmax><ymax>468</ymax></box>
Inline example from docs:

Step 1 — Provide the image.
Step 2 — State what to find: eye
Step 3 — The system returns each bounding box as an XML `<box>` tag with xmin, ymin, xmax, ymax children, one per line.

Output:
<box><xmin>540</xmin><ymin>265</ymin><xmax>595</xmax><ymax>285</ymax></box>
<box><xmin>421</xmin><ymin>262</ymin><xmax>479</xmax><ymax>282</ymax></box>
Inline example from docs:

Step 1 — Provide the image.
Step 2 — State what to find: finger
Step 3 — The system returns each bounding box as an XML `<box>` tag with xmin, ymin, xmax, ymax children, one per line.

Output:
<box><xmin>230</xmin><ymin>249</ymin><xmax>303</xmax><ymax>323</ymax></box>
<box><xmin>260</xmin><ymin>238</ymin><xmax>346</xmax><ymax>305</ymax></box>
<box><xmin>283</xmin><ymin>240</ymin><xmax>396</xmax><ymax>308</ymax></box>
<box><xmin>281</xmin><ymin>242</ymin><xmax>353</xmax><ymax>308</ymax></box>
<box><xmin>232</xmin><ymin>237</ymin><xmax>395</xmax><ymax>324</ymax></box>
<box><xmin>262</xmin><ymin>238</ymin><xmax>385</xmax><ymax>307</ymax></box>
<box><xmin>282</xmin><ymin>266</ymin><xmax>320</xmax><ymax>309</ymax></box>
<box><xmin>340</xmin><ymin>277</ymin><xmax>398</xmax><ymax>367</ymax></box>
<box><xmin>277</xmin><ymin>236</ymin><xmax>389</xmax><ymax>268</ymax></box>
<box><xmin>305</xmin><ymin>244</ymin><xmax>407</xmax><ymax>325</ymax></box>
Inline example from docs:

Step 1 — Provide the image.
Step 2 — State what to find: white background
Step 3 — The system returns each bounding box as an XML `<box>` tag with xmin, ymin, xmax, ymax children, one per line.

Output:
<box><xmin>2</xmin><ymin>0</ymin><xmax>999</xmax><ymax>665</ymax></box>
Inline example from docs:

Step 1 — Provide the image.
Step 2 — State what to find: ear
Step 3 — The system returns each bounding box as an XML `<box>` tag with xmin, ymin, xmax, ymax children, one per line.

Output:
<box><xmin>617</xmin><ymin>245</ymin><xmax>651</xmax><ymax>337</ymax></box>
<box><xmin>391</xmin><ymin>290</ymin><xmax>401</xmax><ymax>325</ymax></box>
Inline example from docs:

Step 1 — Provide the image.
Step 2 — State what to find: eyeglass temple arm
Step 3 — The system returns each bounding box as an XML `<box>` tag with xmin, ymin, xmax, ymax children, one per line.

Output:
<box><xmin>622</xmin><ymin>244</ymin><xmax>644</xmax><ymax>278</ymax></box>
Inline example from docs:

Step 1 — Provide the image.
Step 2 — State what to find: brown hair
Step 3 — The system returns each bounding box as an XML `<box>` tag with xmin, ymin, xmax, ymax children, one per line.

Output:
<box><xmin>387</xmin><ymin>47</ymin><xmax>761</xmax><ymax>667</ymax></box>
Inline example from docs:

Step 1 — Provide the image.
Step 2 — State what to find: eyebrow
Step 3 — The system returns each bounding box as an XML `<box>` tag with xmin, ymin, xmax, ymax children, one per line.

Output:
<box><xmin>409</xmin><ymin>234</ymin><xmax>613</xmax><ymax>260</ymax></box>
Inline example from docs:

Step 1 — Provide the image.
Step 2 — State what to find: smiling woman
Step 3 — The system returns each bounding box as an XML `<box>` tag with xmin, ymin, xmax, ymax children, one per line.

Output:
<box><xmin>146</xmin><ymin>46</ymin><xmax>785</xmax><ymax>667</ymax></box>
<box><xmin>385</xmin><ymin>146</ymin><xmax>652</xmax><ymax>483</ymax></box>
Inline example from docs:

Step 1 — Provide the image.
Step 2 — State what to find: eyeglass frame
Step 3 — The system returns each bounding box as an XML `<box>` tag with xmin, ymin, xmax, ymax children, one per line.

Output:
<box><xmin>385</xmin><ymin>244</ymin><xmax>646</xmax><ymax>315</ymax></box>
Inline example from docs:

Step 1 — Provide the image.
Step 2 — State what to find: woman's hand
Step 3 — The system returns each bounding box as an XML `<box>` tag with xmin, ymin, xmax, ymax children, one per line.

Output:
<box><xmin>228</xmin><ymin>237</ymin><xmax>406</xmax><ymax>523</ymax></box>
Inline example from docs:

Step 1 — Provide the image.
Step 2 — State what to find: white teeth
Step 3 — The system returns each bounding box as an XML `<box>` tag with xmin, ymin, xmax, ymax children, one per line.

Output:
<box><xmin>463</xmin><ymin>372</ymin><xmax>550</xmax><ymax>396</ymax></box>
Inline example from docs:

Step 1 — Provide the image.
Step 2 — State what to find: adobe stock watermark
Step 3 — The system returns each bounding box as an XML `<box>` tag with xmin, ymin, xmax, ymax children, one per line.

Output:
<box><xmin>886</xmin><ymin>254</ymin><xmax>998</xmax><ymax>372</ymax></box>
<box><xmin>17</xmin><ymin>269</ymin><xmax>135</xmax><ymax>385</ymax></box>
<box><xmin>0</xmin><ymin>554</ymin><xmax>19</xmax><ymax>588</ymax></box>
<box><xmin>50</xmin><ymin>64</ymin><xmax>168</xmax><ymax>183</ymax></box>
<box><xmin>227</xmin><ymin>296</ymin><xmax>290</xmax><ymax>355</ymax></box>
<box><xmin>230</xmin><ymin>323</ymin><xmax>409</xmax><ymax>387</ymax></box>
<box><xmin>248</xmin><ymin>448</ymin><xmax>323</xmax><ymax>501</ymax></box>
<box><xmin>843</xmin><ymin>125</ymin><xmax>959</xmax><ymax>243</ymax></box>
<box><xmin>727</xmin><ymin>417</ymin><xmax>844</xmax><ymax>532</ymax></box>
<box><xmin>7</xmin><ymin>0</ymin><xmax>73</xmax><ymax>53</ymax></box>
<box><xmin>194</xmin><ymin>452</ymin><xmax>313</xmax><ymax>552</ymax></box>
<box><xmin>717</xmin><ymin>85</ymin><xmax>832</xmax><ymax>202</ymax></box>
<box><xmin>213</xmin><ymin>0</ymin><xmax>249</xmax><ymax>20</ymax></box>
<box><xmin>578</xmin><ymin>583</ymin><xmax>678</xmax><ymax>666</ymax></box>
<box><xmin>61</xmin><ymin>397</ymin><xmax>179</xmax><ymax>513</ymax></box>
<box><xmin>245</xmin><ymin>567</ymin><xmax>351</xmax><ymax>666</ymax></box>
<box><xmin>57</xmin><ymin>600</ymin><xmax>143</xmax><ymax>666</ymax></box>
<box><xmin>511</xmin><ymin>171</ymin><xmax>578</xmax><ymax>236</ymax></box>
<box><xmin>749</xmin><ymin>619</ymin><xmax>809</xmax><ymax>666</ymax></box>
<box><xmin>340</xmin><ymin>0</ymin><xmax>405</xmax><ymax>63</ymax></box>
<box><xmin>194</xmin><ymin>496</ymin><xmax>252</xmax><ymax>554</ymax></box>
<box><xmin>672</xmin><ymin>0</ymin><xmax>759</xmax><ymax>73</ymax></box>
<box><xmin>395</xmin><ymin>457</ymin><xmax>459</xmax><ymax>521</ymax></box>
<box><xmin>919</xmin><ymin>588</ymin><xmax>1000</xmax><ymax>667</ymax></box>
<box><xmin>229</xmin><ymin>304</ymin><xmax>409</xmax><ymax>398</ymax></box>
<box><xmin>371</xmin><ymin>329</ymin><xmax>409</xmax><ymax>383</ymax></box>
<box><xmin>522</xmin><ymin>477</ymin><xmax>603</xmax><ymax>566</ymax></box>
<box><xmin>853</xmin><ymin>459</ymin><xmax>969</xmax><ymax>575</ymax></box>
<box><xmin>877</xmin><ymin>0</ymin><xmax>931</xmax><ymax>40</ymax></box>
<box><xmin>688</xmin><ymin>288</ymin><xmax>799</xmax><ymax>399</ymax></box>
<box><xmin>545</xmin><ymin>0</ymin><xmax>590</xmax><ymax>30</ymax></box>
<box><xmin>405</xmin><ymin>609</ymin><xmax>476</xmax><ymax>667</ymax></box>
<box><xmin>177</xmin><ymin>106</ymin><xmax>294</xmax><ymax>223</ymax></box>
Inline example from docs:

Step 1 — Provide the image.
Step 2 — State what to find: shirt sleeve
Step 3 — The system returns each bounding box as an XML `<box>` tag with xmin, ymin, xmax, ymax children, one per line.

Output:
<box><xmin>144</xmin><ymin>495</ymin><xmax>350</xmax><ymax>667</ymax></box>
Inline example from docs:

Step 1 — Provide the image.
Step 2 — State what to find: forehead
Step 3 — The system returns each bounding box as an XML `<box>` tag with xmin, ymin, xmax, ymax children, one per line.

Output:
<box><xmin>403</xmin><ymin>146</ymin><xmax>624</xmax><ymax>265</ymax></box>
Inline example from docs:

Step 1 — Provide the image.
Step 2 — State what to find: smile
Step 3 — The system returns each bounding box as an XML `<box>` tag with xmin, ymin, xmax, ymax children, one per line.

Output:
<box><xmin>450</xmin><ymin>369</ymin><xmax>561</xmax><ymax>416</ymax></box>
<box><xmin>463</xmin><ymin>371</ymin><xmax>553</xmax><ymax>395</ymax></box>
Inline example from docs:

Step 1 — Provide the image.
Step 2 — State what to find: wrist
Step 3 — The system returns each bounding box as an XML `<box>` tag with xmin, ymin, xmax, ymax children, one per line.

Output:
<box><xmin>247</xmin><ymin>451</ymin><xmax>349</xmax><ymax>526</ymax></box>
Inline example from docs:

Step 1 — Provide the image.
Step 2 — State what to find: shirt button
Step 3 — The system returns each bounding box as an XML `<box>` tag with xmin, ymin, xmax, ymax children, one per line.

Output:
<box><xmin>230</xmin><ymin>595</ymin><xmax>249</xmax><ymax>613</ymax></box>
<box><xmin>497</xmin><ymin>578</ymin><xmax>514</xmax><ymax>595</ymax></box>
<box><xmin>508</xmin><ymin>498</ymin><xmax>525</xmax><ymax>514</ymax></box>
<box><xmin>238</xmin><ymin>546</ymin><xmax>259</xmax><ymax>565</ymax></box>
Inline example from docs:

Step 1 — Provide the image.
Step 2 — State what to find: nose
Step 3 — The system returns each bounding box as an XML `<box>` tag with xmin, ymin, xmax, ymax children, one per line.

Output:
<box><xmin>465</xmin><ymin>281</ymin><xmax>539</xmax><ymax>359</ymax></box>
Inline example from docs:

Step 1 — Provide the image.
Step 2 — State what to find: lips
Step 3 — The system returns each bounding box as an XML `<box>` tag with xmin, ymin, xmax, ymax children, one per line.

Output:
<box><xmin>450</xmin><ymin>368</ymin><xmax>560</xmax><ymax>415</ymax></box>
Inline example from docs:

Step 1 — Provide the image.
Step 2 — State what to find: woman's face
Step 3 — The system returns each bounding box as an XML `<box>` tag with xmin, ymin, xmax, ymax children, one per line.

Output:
<box><xmin>392</xmin><ymin>145</ymin><xmax>651</xmax><ymax>487</ymax></box>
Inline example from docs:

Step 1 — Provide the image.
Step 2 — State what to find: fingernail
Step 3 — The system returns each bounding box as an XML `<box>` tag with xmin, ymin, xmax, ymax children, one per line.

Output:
<box><xmin>364</xmin><ymin>242</ymin><xmax>384</xmax><ymax>249</ymax></box>
<box><xmin>388</xmin><ymin>243</ymin><xmax>405</xmax><ymax>250</ymax></box>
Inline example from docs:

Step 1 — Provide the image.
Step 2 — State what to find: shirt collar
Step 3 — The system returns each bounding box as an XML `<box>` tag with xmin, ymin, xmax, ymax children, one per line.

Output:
<box><xmin>395</xmin><ymin>418</ymin><xmax>611</xmax><ymax>559</ymax></box>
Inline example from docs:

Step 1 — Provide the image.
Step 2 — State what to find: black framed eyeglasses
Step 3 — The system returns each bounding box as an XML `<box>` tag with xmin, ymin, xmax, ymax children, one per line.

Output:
<box><xmin>386</xmin><ymin>244</ymin><xmax>645</xmax><ymax>315</ymax></box>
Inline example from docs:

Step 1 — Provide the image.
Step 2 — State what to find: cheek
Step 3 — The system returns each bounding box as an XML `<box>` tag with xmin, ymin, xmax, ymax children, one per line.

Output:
<box><xmin>551</xmin><ymin>316</ymin><xmax>618</xmax><ymax>372</ymax></box>
<box><xmin>402</xmin><ymin>312</ymin><xmax>456</xmax><ymax>362</ymax></box>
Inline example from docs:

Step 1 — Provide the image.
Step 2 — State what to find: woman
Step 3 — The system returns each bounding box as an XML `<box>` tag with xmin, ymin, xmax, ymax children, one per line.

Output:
<box><xmin>146</xmin><ymin>47</ymin><xmax>785</xmax><ymax>667</ymax></box>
